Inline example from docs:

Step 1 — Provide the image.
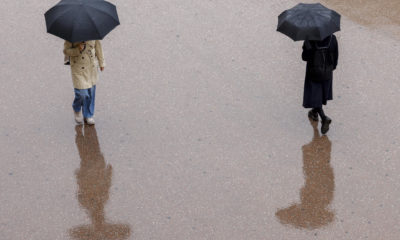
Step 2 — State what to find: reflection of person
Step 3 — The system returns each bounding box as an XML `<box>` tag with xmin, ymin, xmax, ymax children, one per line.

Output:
<box><xmin>64</xmin><ymin>40</ymin><xmax>105</xmax><ymax>125</ymax></box>
<box><xmin>70</xmin><ymin>125</ymin><xmax>130</xmax><ymax>240</ymax></box>
<box><xmin>276</xmin><ymin>119</ymin><xmax>335</xmax><ymax>229</ymax></box>
<box><xmin>302</xmin><ymin>34</ymin><xmax>338</xmax><ymax>134</ymax></box>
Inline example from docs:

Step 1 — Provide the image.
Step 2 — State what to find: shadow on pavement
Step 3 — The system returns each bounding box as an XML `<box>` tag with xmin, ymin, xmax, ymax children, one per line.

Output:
<box><xmin>275</xmin><ymin>119</ymin><xmax>335</xmax><ymax>229</ymax></box>
<box><xmin>69</xmin><ymin>125</ymin><xmax>131</xmax><ymax>240</ymax></box>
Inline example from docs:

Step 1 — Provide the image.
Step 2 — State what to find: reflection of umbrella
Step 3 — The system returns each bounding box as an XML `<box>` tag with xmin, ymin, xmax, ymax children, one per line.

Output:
<box><xmin>45</xmin><ymin>0</ymin><xmax>120</xmax><ymax>43</ymax></box>
<box><xmin>277</xmin><ymin>3</ymin><xmax>340</xmax><ymax>41</ymax></box>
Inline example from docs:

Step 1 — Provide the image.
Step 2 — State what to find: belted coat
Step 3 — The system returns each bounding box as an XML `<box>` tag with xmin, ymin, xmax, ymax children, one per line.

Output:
<box><xmin>63</xmin><ymin>40</ymin><xmax>105</xmax><ymax>90</ymax></box>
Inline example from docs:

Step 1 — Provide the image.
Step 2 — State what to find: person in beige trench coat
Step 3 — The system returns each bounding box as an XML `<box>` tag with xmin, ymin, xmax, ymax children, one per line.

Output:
<box><xmin>64</xmin><ymin>40</ymin><xmax>105</xmax><ymax>125</ymax></box>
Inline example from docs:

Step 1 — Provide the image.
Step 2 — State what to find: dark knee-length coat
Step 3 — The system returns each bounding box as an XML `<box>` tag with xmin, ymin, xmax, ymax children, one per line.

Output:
<box><xmin>302</xmin><ymin>35</ymin><xmax>338</xmax><ymax>109</ymax></box>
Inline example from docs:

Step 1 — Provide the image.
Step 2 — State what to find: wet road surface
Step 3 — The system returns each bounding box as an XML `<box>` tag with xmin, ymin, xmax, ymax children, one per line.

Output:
<box><xmin>1</xmin><ymin>0</ymin><xmax>400</xmax><ymax>239</ymax></box>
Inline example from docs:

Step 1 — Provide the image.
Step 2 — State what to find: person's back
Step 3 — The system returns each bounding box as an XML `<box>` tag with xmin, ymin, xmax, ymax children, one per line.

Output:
<box><xmin>309</xmin><ymin>36</ymin><xmax>337</xmax><ymax>80</ymax></box>
<box><xmin>303</xmin><ymin>35</ymin><xmax>338</xmax><ymax>76</ymax></box>
<box><xmin>302</xmin><ymin>34</ymin><xmax>339</xmax><ymax>134</ymax></box>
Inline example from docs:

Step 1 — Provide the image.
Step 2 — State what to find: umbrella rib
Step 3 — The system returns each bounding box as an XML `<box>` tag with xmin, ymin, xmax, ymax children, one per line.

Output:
<box><xmin>315</xmin><ymin>11</ymin><xmax>340</xmax><ymax>36</ymax></box>
<box><xmin>314</xmin><ymin>11</ymin><xmax>340</xmax><ymax>27</ymax></box>
<box><xmin>325</xmin><ymin>12</ymin><xmax>341</xmax><ymax>29</ymax></box>
<box><xmin>294</xmin><ymin>12</ymin><xmax>309</xmax><ymax>40</ymax></box>
<box><xmin>277</xmin><ymin>11</ymin><xmax>302</xmax><ymax>30</ymax></box>
<box><xmin>46</xmin><ymin>6</ymin><xmax>75</xmax><ymax>31</ymax></box>
<box><xmin>83</xmin><ymin>6</ymin><xmax>102</xmax><ymax>39</ymax></box>
<box><xmin>313</xmin><ymin>11</ymin><xmax>335</xmax><ymax>20</ymax></box>
<box><xmin>70</xmin><ymin>9</ymin><xmax>79</xmax><ymax>42</ymax></box>
<box><xmin>288</xmin><ymin>10</ymin><xmax>308</xmax><ymax>23</ymax></box>
<box><xmin>47</xmin><ymin>7</ymin><xmax>76</xmax><ymax>35</ymax></box>
<box><xmin>310</xmin><ymin>13</ymin><xmax>322</xmax><ymax>40</ymax></box>
<box><xmin>84</xmin><ymin>4</ymin><xmax>119</xmax><ymax>23</ymax></box>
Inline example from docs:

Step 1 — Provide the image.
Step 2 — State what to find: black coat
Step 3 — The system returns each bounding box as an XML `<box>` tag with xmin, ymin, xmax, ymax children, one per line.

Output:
<box><xmin>302</xmin><ymin>35</ymin><xmax>338</xmax><ymax>109</ymax></box>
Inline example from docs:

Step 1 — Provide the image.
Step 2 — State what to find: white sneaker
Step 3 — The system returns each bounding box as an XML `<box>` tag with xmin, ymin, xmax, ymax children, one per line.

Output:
<box><xmin>85</xmin><ymin>117</ymin><xmax>95</xmax><ymax>125</ymax></box>
<box><xmin>74</xmin><ymin>111</ymin><xmax>83</xmax><ymax>124</ymax></box>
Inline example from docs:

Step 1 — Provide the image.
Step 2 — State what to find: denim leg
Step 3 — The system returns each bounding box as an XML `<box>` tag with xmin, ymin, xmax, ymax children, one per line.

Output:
<box><xmin>74</xmin><ymin>87</ymin><xmax>96</xmax><ymax>118</ymax></box>
<box><xmin>81</xmin><ymin>86</ymin><xmax>96</xmax><ymax>118</ymax></box>
<box><xmin>88</xmin><ymin>85</ymin><xmax>96</xmax><ymax>117</ymax></box>
<box><xmin>73</xmin><ymin>89</ymin><xmax>90</xmax><ymax>118</ymax></box>
<box><xmin>73</xmin><ymin>89</ymin><xmax>85</xmax><ymax>113</ymax></box>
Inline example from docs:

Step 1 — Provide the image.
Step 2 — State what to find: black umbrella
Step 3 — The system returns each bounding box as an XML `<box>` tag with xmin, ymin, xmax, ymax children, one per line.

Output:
<box><xmin>45</xmin><ymin>0</ymin><xmax>120</xmax><ymax>43</ymax></box>
<box><xmin>277</xmin><ymin>3</ymin><xmax>340</xmax><ymax>41</ymax></box>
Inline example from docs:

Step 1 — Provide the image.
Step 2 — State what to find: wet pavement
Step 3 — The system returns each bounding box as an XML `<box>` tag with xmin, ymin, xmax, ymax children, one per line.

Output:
<box><xmin>1</xmin><ymin>0</ymin><xmax>400</xmax><ymax>239</ymax></box>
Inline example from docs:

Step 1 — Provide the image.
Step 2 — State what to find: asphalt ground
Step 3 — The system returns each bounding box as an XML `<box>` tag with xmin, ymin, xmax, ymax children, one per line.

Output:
<box><xmin>1</xmin><ymin>0</ymin><xmax>400</xmax><ymax>239</ymax></box>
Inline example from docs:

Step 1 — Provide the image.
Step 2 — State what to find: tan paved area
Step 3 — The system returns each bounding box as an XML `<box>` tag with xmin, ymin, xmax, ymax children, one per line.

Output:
<box><xmin>1</xmin><ymin>0</ymin><xmax>400</xmax><ymax>239</ymax></box>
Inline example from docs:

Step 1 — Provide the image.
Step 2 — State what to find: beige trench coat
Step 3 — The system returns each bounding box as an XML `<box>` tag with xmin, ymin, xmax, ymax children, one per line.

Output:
<box><xmin>63</xmin><ymin>40</ymin><xmax>105</xmax><ymax>89</ymax></box>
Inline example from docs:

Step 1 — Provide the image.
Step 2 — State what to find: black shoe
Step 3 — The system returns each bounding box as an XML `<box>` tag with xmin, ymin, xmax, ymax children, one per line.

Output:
<box><xmin>308</xmin><ymin>110</ymin><xmax>319</xmax><ymax>121</ymax></box>
<box><xmin>321</xmin><ymin>117</ymin><xmax>332</xmax><ymax>134</ymax></box>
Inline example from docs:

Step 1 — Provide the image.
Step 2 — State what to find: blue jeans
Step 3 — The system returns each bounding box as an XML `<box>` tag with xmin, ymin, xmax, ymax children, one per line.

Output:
<box><xmin>72</xmin><ymin>85</ymin><xmax>96</xmax><ymax>118</ymax></box>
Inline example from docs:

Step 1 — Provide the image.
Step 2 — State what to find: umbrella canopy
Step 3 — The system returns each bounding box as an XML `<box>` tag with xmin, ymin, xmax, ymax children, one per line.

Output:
<box><xmin>277</xmin><ymin>3</ymin><xmax>340</xmax><ymax>41</ymax></box>
<box><xmin>45</xmin><ymin>0</ymin><xmax>120</xmax><ymax>43</ymax></box>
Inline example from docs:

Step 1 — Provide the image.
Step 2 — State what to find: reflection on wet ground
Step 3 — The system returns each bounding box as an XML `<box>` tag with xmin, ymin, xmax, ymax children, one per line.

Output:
<box><xmin>70</xmin><ymin>126</ymin><xmax>131</xmax><ymax>240</ymax></box>
<box><xmin>276</xmin><ymin>119</ymin><xmax>334</xmax><ymax>229</ymax></box>
<box><xmin>323</xmin><ymin>0</ymin><xmax>400</xmax><ymax>38</ymax></box>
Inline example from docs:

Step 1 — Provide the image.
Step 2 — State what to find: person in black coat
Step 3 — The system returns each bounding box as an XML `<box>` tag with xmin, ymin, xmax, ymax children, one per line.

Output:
<box><xmin>302</xmin><ymin>34</ymin><xmax>338</xmax><ymax>134</ymax></box>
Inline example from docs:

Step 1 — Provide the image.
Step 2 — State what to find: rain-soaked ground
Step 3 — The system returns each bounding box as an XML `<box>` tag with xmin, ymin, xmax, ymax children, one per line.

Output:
<box><xmin>1</xmin><ymin>0</ymin><xmax>400</xmax><ymax>239</ymax></box>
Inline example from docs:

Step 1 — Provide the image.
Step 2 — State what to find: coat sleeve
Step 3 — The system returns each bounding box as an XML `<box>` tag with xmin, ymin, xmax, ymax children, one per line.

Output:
<box><xmin>63</xmin><ymin>41</ymin><xmax>81</xmax><ymax>57</ymax></box>
<box><xmin>332</xmin><ymin>35</ymin><xmax>338</xmax><ymax>70</ymax></box>
<box><xmin>95</xmin><ymin>40</ymin><xmax>105</xmax><ymax>68</ymax></box>
<box><xmin>302</xmin><ymin>41</ymin><xmax>312</xmax><ymax>62</ymax></box>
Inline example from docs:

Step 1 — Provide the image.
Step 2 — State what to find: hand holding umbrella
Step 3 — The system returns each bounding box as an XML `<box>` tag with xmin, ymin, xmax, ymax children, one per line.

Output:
<box><xmin>78</xmin><ymin>42</ymin><xmax>86</xmax><ymax>52</ymax></box>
